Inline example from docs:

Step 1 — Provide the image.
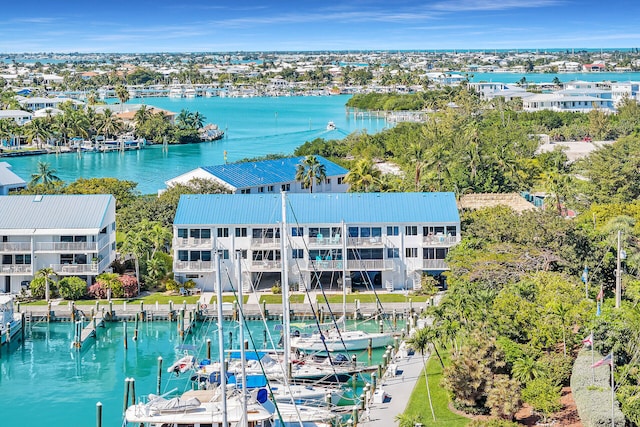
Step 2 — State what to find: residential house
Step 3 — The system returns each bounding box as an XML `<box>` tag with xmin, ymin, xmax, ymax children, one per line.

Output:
<box><xmin>172</xmin><ymin>192</ymin><xmax>460</xmax><ymax>293</ymax></box>
<box><xmin>0</xmin><ymin>163</ymin><xmax>26</xmax><ymax>195</ymax></box>
<box><xmin>0</xmin><ymin>194</ymin><xmax>117</xmax><ymax>294</ymax></box>
<box><xmin>165</xmin><ymin>156</ymin><xmax>349</xmax><ymax>194</ymax></box>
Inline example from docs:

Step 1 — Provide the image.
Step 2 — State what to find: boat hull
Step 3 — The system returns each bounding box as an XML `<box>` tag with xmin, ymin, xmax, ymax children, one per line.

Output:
<box><xmin>291</xmin><ymin>331</ymin><xmax>394</xmax><ymax>352</ymax></box>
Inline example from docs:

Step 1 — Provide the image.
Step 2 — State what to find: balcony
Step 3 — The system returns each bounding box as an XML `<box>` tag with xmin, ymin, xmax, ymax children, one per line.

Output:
<box><xmin>174</xmin><ymin>237</ymin><xmax>213</xmax><ymax>249</ymax></box>
<box><xmin>173</xmin><ymin>260</ymin><xmax>215</xmax><ymax>272</ymax></box>
<box><xmin>0</xmin><ymin>242</ymin><xmax>31</xmax><ymax>252</ymax></box>
<box><xmin>250</xmin><ymin>237</ymin><xmax>281</xmax><ymax>248</ymax></box>
<box><xmin>347</xmin><ymin>236</ymin><xmax>383</xmax><ymax>247</ymax></box>
<box><xmin>249</xmin><ymin>260</ymin><xmax>282</xmax><ymax>271</ymax></box>
<box><xmin>306</xmin><ymin>259</ymin><xmax>344</xmax><ymax>271</ymax></box>
<box><xmin>422</xmin><ymin>259</ymin><xmax>448</xmax><ymax>270</ymax></box>
<box><xmin>36</xmin><ymin>241</ymin><xmax>99</xmax><ymax>252</ymax></box>
<box><xmin>423</xmin><ymin>235</ymin><xmax>458</xmax><ymax>246</ymax></box>
<box><xmin>51</xmin><ymin>264</ymin><xmax>99</xmax><ymax>275</ymax></box>
<box><xmin>308</xmin><ymin>235</ymin><xmax>342</xmax><ymax>246</ymax></box>
<box><xmin>346</xmin><ymin>259</ymin><xmax>393</xmax><ymax>270</ymax></box>
<box><xmin>0</xmin><ymin>264</ymin><xmax>32</xmax><ymax>274</ymax></box>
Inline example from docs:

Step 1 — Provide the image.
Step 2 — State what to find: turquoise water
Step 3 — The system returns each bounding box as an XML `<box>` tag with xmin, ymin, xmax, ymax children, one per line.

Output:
<box><xmin>468</xmin><ymin>71</ymin><xmax>640</xmax><ymax>83</ymax></box>
<box><xmin>1</xmin><ymin>318</ymin><xmax>394</xmax><ymax>427</ymax></box>
<box><xmin>4</xmin><ymin>95</ymin><xmax>387</xmax><ymax>195</ymax></box>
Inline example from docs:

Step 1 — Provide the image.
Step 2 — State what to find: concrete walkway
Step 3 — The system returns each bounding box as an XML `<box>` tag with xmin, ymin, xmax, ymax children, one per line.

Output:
<box><xmin>362</xmin><ymin>345</ymin><xmax>428</xmax><ymax>426</ymax></box>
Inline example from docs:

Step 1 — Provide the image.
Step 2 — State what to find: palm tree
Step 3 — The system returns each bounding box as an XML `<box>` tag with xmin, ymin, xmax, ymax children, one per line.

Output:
<box><xmin>115</xmin><ymin>84</ymin><xmax>130</xmax><ymax>112</ymax></box>
<box><xmin>36</xmin><ymin>267</ymin><xmax>58</xmax><ymax>302</ymax></box>
<box><xmin>191</xmin><ymin>111</ymin><xmax>206</xmax><ymax>129</ymax></box>
<box><xmin>133</xmin><ymin>105</ymin><xmax>152</xmax><ymax>128</ymax></box>
<box><xmin>30</xmin><ymin>161</ymin><xmax>61</xmax><ymax>187</ymax></box>
<box><xmin>97</xmin><ymin>109</ymin><xmax>123</xmax><ymax>140</ymax></box>
<box><xmin>345</xmin><ymin>158</ymin><xmax>380</xmax><ymax>192</ymax></box>
<box><xmin>407</xmin><ymin>327</ymin><xmax>436</xmax><ymax>421</ymax></box>
<box><xmin>511</xmin><ymin>355</ymin><xmax>545</xmax><ymax>383</ymax></box>
<box><xmin>295</xmin><ymin>155</ymin><xmax>326</xmax><ymax>193</ymax></box>
<box><xmin>176</xmin><ymin>109</ymin><xmax>194</xmax><ymax>128</ymax></box>
<box><xmin>23</xmin><ymin>118</ymin><xmax>52</xmax><ymax>148</ymax></box>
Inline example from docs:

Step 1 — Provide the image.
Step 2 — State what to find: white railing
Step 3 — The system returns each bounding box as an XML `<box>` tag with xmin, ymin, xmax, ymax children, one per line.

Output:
<box><xmin>306</xmin><ymin>259</ymin><xmax>345</xmax><ymax>270</ymax></box>
<box><xmin>173</xmin><ymin>260</ymin><xmax>215</xmax><ymax>272</ymax></box>
<box><xmin>0</xmin><ymin>242</ymin><xmax>31</xmax><ymax>252</ymax></box>
<box><xmin>51</xmin><ymin>264</ymin><xmax>99</xmax><ymax>274</ymax></box>
<box><xmin>347</xmin><ymin>237</ymin><xmax>384</xmax><ymax>247</ymax></box>
<box><xmin>174</xmin><ymin>237</ymin><xmax>213</xmax><ymax>248</ymax></box>
<box><xmin>423</xmin><ymin>235</ymin><xmax>458</xmax><ymax>246</ymax></box>
<box><xmin>308</xmin><ymin>236</ymin><xmax>343</xmax><ymax>246</ymax></box>
<box><xmin>250</xmin><ymin>237</ymin><xmax>281</xmax><ymax>247</ymax></box>
<box><xmin>422</xmin><ymin>259</ymin><xmax>448</xmax><ymax>269</ymax></box>
<box><xmin>346</xmin><ymin>259</ymin><xmax>392</xmax><ymax>270</ymax></box>
<box><xmin>0</xmin><ymin>264</ymin><xmax>32</xmax><ymax>274</ymax></box>
<box><xmin>97</xmin><ymin>234</ymin><xmax>111</xmax><ymax>250</ymax></box>
<box><xmin>250</xmin><ymin>260</ymin><xmax>282</xmax><ymax>270</ymax></box>
<box><xmin>36</xmin><ymin>241</ymin><xmax>98</xmax><ymax>252</ymax></box>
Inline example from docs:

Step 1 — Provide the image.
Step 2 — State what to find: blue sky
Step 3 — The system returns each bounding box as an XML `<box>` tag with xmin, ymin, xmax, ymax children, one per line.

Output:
<box><xmin>1</xmin><ymin>0</ymin><xmax>639</xmax><ymax>53</ymax></box>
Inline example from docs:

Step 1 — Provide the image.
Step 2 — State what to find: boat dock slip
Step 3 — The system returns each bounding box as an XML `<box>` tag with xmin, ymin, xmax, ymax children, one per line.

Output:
<box><xmin>73</xmin><ymin>313</ymin><xmax>104</xmax><ymax>349</ymax></box>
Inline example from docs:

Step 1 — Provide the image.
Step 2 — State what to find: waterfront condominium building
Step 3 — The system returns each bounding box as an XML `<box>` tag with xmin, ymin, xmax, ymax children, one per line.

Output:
<box><xmin>165</xmin><ymin>156</ymin><xmax>349</xmax><ymax>194</ymax></box>
<box><xmin>172</xmin><ymin>192</ymin><xmax>460</xmax><ymax>293</ymax></box>
<box><xmin>0</xmin><ymin>194</ymin><xmax>117</xmax><ymax>294</ymax></box>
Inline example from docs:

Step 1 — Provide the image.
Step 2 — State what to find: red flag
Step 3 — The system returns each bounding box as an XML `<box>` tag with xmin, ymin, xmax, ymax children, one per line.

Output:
<box><xmin>591</xmin><ymin>353</ymin><xmax>612</xmax><ymax>368</ymax></box>
<box><xmin>582</xmin><ymin>333</ymin><xmax>593</xmax><ymax>346</ymax></box>
<box><xmin>596</xmin><ymin>287</ymin><xmax>604</xmax><ymax>301</ymax></box>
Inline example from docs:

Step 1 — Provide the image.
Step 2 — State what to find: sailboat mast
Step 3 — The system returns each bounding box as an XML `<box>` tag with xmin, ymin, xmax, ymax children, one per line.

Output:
<box><xmin>236</xmin><ymin>250</ymin><xmax>248</xmax><ymax>427</ymax></box>
<box><xmin>281</xmin><ymin>191</ymin><xmax>291</xmax><ymax>383</ymax></box>
<box><xmin>215</xmin><ymin>249</ymin><xmax>228</xmax><ymax>427</ymax></box>
<box><xmin>342</xmin><ymin>220</ymin><xmax>347</xmax><ymax>332</ymax></box>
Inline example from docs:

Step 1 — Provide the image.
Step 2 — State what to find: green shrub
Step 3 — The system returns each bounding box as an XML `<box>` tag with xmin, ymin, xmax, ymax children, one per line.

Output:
<box><xmin>165</xmin><ymin>279</ymin><xmax>180</xmax><ymax>292</ymax></box>
<box><xmin>521</xmin><ymin>377</ymin><xmax>562</xmax><ymax>422</ymax></box>
<box><xmin>29</xmin><ymin>276</ymin><xmax>56</xmax><ymax>299</ymax></box>
<box><xmin>58</xmin><ymin>277</ymin><xmax>87</xmax><ymax>300</ymax></box>
<box><xmin>468</xmin><ymin>420</ymin><xmax>521</xmax><ymax>427</ymax></box>
<box><xmin>570</xmin><ymin>349</ymin><xmax>625</xmax><ymax>427</ymax></box>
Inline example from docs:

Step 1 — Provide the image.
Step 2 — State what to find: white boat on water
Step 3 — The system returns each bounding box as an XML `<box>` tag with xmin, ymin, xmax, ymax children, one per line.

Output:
<box><xmin>125</xmin><ymin>388</ymin><xmax>274</xmax><ymax>427</ymax></box>
<box><xmin>326</xmin><ymin>121</ymin><xmax>336</xmax><ymax>131</ymax></box>
<box><xmin>168</xmin><ymin>79</ymin><xmax>184</xmax><ymax>98</ymax></box>
<box><xmin>291</xmin><ymin>328</ymin><xmax>394</xmax><ymax>352</ymax></box>
<box><xmin>0</xmin><ymin>294</ymin><xmax>22</xmax><ymax>345</ymax></box>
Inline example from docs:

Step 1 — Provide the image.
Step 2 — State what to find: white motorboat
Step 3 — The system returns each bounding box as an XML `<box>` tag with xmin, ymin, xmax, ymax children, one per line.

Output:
<box><xmin>326</xmin><ymin>121</ymin><xmax>336</xmax><ymax>131</ymax></box>
<box><xmin>290</xmin><ymin>328</ymin><xmax>394</xmax><ymax>352</ymax></box>
<box><xmin>0</xmin><ymin>294</ymin><xmax>22</xmax><ymax>346</ymax></box>
<box><xmin>168</xmin><ymin>78</ymin><xmax>184</xmax><ymax>98</ymax></box>
<box><xmin>125</xmin><ymin>388</ymin><xmax>274</xmax><ymax>427</ymax></box>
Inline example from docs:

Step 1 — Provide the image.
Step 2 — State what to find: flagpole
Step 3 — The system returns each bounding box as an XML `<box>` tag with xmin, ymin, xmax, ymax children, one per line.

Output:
<box><xmin>591</xmin><ymin>331</ymin><xmax>595</xmax><ymax>384</ymax></box>
<box><xmin>611</xmin><ymin>352</ymin><xmax>615</xmax><ymax>427</ymax></box>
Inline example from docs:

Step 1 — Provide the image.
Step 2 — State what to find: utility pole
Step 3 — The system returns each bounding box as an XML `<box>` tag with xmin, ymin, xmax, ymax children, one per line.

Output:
<box><xmin>616</xmin><ymin>230</ymin><xmax>622</xmax><ymax>309</ymax></box>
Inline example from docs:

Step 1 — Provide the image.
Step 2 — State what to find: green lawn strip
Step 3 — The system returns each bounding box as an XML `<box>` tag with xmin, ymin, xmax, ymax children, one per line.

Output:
<box><xmin>259</xmin><ymin>294</ymin><xmax>305</xmax><ymax>304</ymax></box>
<box><xmin>209</xmin><ymin>295</ymin><xmax>249</xmax><ymax>304</ymax></box>
<box><xmin>317</xmin><ymin>293</ymin><xmax>429</xmax><ymax>304</ymax></box>
<box><xmin>404</xmin><ymin>350</ymin><xmax>469</xmax><ymax>427</ymax></box>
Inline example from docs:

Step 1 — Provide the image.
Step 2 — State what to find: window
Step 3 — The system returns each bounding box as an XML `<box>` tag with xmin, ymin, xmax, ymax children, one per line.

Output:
<box><xmin>348</xmin><ymin>227</ymin><xmax>359</xmax><ymax>237</ymax></box>
<box><xmin>240</xmin><ymin>188</ymin><xmax>251</xmax><ymax>194</ymax></box>
<box><xmin>446</xmin><ymin>226</ymin><xmax>457</xmax><ymax>236</ymax></box>
<box><xmin>337</xmin><ymin>177</ymin><xmax>344</xmax><ymax>185</ymax></box>
<box><xmin>201</xmin><ymin>251</ymin><xmax>211</xmax><ymax>261</ymax></box>
<box><xmin>405</xmin><ymin>247</ymin><xmax>418</xmax><ymax>258</ymax></box>
<box><xmin>235</xmin><ymin>227</ymin><xmax>247</xmax><ymax>237</ymax></box>
<box><xmin>347</xmin><ymin>248</ymin><xmax>382</xmax><ymax>260</ymax></box>
<box><xmin>190</xmin><ymin>251</ymin><xmax>201</xmax><ymax>261</ymax></box>
<box><xmin>292</xmin><ymin>249</ymin><xmax>304</xmax><ymax>259</ymax></box>
<box><xmin>201</xmin><ymin>229</ymin><xmax>211</xmax><ymax>239</ymax></box>
<box><xmin>325</xmin><ymin>178</ymin><xmax>331</xmax><ymax>185</ymax></box>
<box><xmin>2</xmin><ymin>254</ymin><xmax>11</xmax><ymax>264</ymax></box>
<box><xmin>281</xmin><ymin>184</ymin><xmax>290</xmax><ymax>191</ymax></box>
<box><xmin>190</xmin><ymin>229</ymin><xmax>201</xmax><ymax>238</ymax></box>
<box><xmin>178</xmin><ymin>250</ymin><xmax>188</xmax><ymax>261</ymax></box>
<box><xmin>258</xmin><ymin>187</ymin><xmax>264</xmax><ymax>193</ymax></box>
<box><xmin>60</xmin><ymin>254</ymin><xmax>74</xmax><ymax>264</ymax></box>
<box><xmin>240</xmin><ymin>250</ymin><xmax>247</xmax><ymax>259</ymax></box>
<box><xmin>387</xmin><ymin>226</ymin><xmax>399</xmax><ymax>236</ymax></box>
<box><xmin>405</xmin><ymin>226</ymin><xmax>417</xmax><ymax>236</ymax></box>
<box><xmin>291</xmin><ymin>227</ymin><xmax>304</xmax><ymax>237</ymax></box>
<box><xmin>387</xmin><ymin>248</ymin><xmax>399</xmax><ymax>258</ymax></box>
<box><xmin>221</xmin><ymin>250</ymin><xmax>229</xmax><ymax>260</ymax></box>
<box><xmin>178</xmin><ymin>228</ymin><xmax>188</xmax><ymax>238</ymax></box>
<box><xmin>217</xmin><ymin>228</ymin><xmax>229</xmax><ymax>238</ymax></box>
<box><xmin>61</xmin><ymin>235</ymin><xmax>73</xmax><ymax>243</ymax></box>
<box><xmin>268</xmin><ymin>185</ymin><xmax>274</xmax><ymax>192</ymax></box>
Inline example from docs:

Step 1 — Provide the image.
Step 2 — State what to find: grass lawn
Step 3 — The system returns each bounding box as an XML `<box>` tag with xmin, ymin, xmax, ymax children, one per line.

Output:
<box><xmin>403</xmin><ymin>350</ymin><xmax>469</xmax><ymax>427</ymax></box>
<box><xmin>259</xmin><ymin>294</ymin><xmax>305</xmax><ymax>304</ymax></box>
<box><xmin>318</xmin><ymin>293</ymin><xmax>429</xmax><ymax>304</ymax></box>
<box><xmin>209</xmin><ymin>295</ymin><xmax>249</xmax><ymax>304</ymax></box>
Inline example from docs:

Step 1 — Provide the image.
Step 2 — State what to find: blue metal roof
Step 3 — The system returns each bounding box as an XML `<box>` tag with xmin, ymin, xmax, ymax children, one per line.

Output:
<box><xmin>175</xmin><ymin>192</ymin><xmax>459</xmax><ymax>226</ymax></box>
<box><xmin>200</xmin><ymin>156</ymin><xmax>348</xmax><ymax>189</ymax></box>
<box><xmin>0</xmin><ymin>194</ymin><xmax>114</xmax><ymax>230</ymax></box>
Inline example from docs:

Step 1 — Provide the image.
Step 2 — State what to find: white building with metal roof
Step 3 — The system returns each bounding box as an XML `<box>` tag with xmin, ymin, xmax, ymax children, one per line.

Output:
<box><xmin>0</xmin><ymin>194</ymin><xmax>116</xmax><ymax>294</ymax></box>
<box><xmin>0</xmin><ymin>162</ymin><xmax>26</xmax><ymax>195</ymax></box>
<box><xmin>172</xmin><ymin>192</ymin><xmax>460</xmax><ymax>293</ymax></box>
<box><xmin>165</xmin><ymin>156</ymin><xmax>349</xmax><ymax>194</ymax></box>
